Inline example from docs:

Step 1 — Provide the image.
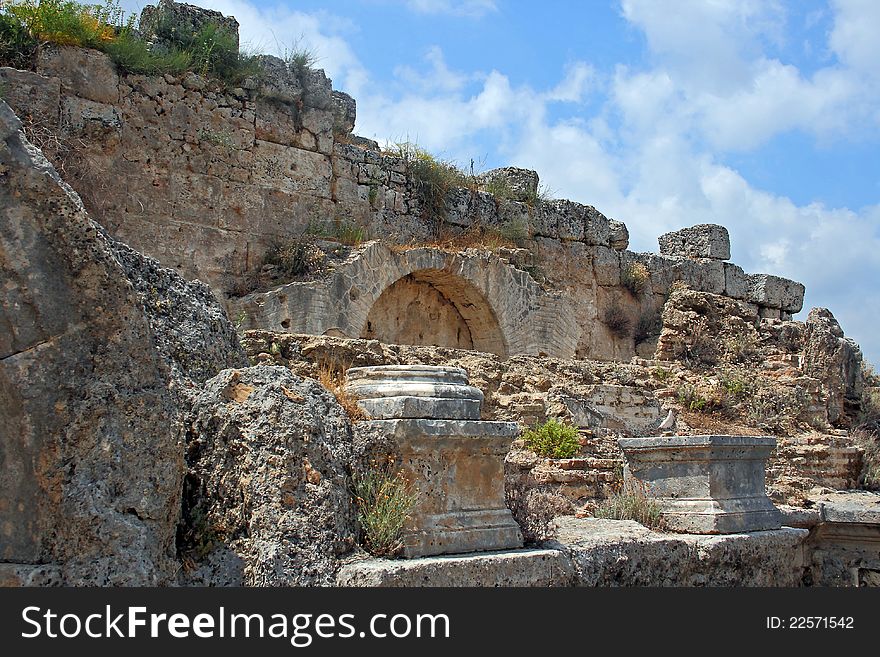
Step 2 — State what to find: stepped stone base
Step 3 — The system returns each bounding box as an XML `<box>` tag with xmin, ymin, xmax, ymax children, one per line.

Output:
<box><xmin>337</xmin><ymin>549</ymin><xmax>573</xmax><ymax>587</ymax></box>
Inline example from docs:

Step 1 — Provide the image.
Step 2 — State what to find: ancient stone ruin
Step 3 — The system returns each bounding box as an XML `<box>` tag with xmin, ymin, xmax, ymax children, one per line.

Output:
<box><xmin>1</xmin><ymin>1</ymin><xmax>878</xmax><ymax>587</ymax></box>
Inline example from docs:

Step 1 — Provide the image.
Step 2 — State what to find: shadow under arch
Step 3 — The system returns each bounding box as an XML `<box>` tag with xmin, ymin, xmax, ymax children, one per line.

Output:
<box><xmin>360</xmin><ymin>267</ymin><xmax>508</xmax><ymax>357</ymax></box>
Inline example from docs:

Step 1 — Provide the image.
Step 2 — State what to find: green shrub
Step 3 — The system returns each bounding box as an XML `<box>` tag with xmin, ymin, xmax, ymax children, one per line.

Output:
<box><xmin>522</xmin><ymin>418</ymin><xmax>580</xmax><ymax>459</ymax></box>
<box><xmin>595</xmin><ymin>482</ymin><xmax>664</xmax><ymax>529</ymax></box>
<box><xmin>387</xmin><ymin>141</ymin><xmax>470</xmax><ymax>233</ymax></box>
<box><xmin>0</xmin><ymin>11</ymin><xmax>38</xmax><ymax>68</ymax></box>
<box><xmin>4</xmin><ymin>0</ymin><xmax>122</xmax><ymax>49</ymax></box>
<box><xmin>676</xmin><ymin>383</ymin><xmax>713</xmax><ymax>412</ymax></box>
<box><xmin>621</xmin><ymin>261</ymin><xmax>650</xmax><ymax>297</ymax></box>
<box><xmin>498</xmin><ymin>216</ymin><xmax>530</xmax><ymax>244</ymax></box>
<box><xmin>353</xmin><ymin>460</ymin><xmax>418</xmax><ymax>557</ymax></box>
<box><xmin>102</xmin><ymin>27</ymin><xmax>191</xmax><ymax>75</ymax></box>
<box><xmin>307</xmin><ymin>219</ymin><xmax>367</xmax><ymax>246</ymax></box>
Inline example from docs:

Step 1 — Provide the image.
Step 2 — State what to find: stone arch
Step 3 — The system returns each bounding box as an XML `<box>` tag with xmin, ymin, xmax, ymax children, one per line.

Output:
<box><xmin>360</xmin><ymin>267</ymin><xmax>508</xmax><ymax>356</ymax></box>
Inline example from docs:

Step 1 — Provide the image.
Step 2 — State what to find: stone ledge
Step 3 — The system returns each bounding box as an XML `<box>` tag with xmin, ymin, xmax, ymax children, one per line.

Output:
<box><xmin>336</xmin><ymin>549</ymin><xmax>574</xmax><ymax>587</ymax></box>
<box><xmin>547</xmin><ymin>517</ymin><xmax>809</xmax><ymax>587</ymax></box>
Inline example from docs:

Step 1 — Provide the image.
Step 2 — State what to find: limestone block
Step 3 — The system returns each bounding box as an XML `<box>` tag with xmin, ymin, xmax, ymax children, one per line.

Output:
<box><xmin>748</xmin><ymin>274</ymin><xmax>805</xmax><ymax>313</ymax></box>
<box><xmin>36</xmin><ymin>45</ymin><xmax>119</xmax><ymax>105</ymax></box>
<box><xmin>346</xmin><ymin>365</ymin><xmax>484</xmax><ymax>420</ymax></box>
<box><xmin>331</xmin><ymin>90</ymin><xmax>356</xmax><ymax>134</ymax></box>
<box><xmin>549</xmin><ymin>518</ymin><xmax>808</xmax><ymax>587</ymax></box>
<box><xmin>618</xmin><ymin>435</ymin><xmax>782</xmax><ymax>534</ymax></box>
<box><xmin>367</xmin><ymin>418</ymin><xmax>524</xmax><ymax>557</ymax></box>
<box><xmin>531</xmin><ymin>199</ymin><xmax>562</xmax><ymax>237</ymax></box>
<box><xmin>723</xmin><ymin>262</ymin><xmax>751</xmax><ymax>300</ymax></box>
<box><xmin>658</xmin><ymin>223</ymin><xmax>731</xmax><ymax>260</ymax></box>
<box><xmin>140</xmin><ymin>0</ymin><xmax>240</xmax><ymax>49</ymax></box>
<box><xmin>583</xmin><ymin>205</ymin><xmax>613</xmax><ymax>246</ymax></box>
<box><xmin>61</xmin><ymin>96</ymin><xmax>121</xmax><ymax>134</ymax></box>
<box><xmin>336</xmin><ymin>549</ymin><xmax>574</xmax><ymax>587</ymax></box>
<box><xmin>0</xmin><ymin>68</ymin><xmax>60</xmax><ymax>129</ymax></box>
<box><xmin>593</xmin><ymin>246</ymin><xmax>621</xmax><ymax>286</ymax></box>
<box><xmin>608</xmin><ymin>219</ymin><xmax>629</xmax><ymax>250</ymax></box>
<box><xmin>254</xmin><ymin>100</ymin><xmax>298</xmax><ymax>146</ymax></box>
<box><xmin>252</xmin><ymin>140</ymin><xmax>332</xmax><ymax>198</ymax></box>
<box><xmin>302</xmin><ymin>68</ymin><xmax>333</xmax><ymax>110</ymax></box>
<box><xmin>254</xmin><ymin>55</ymin><xmax>302</xmax><ymax>104</ymax></box>
<box><xmin>478</xmin><ymin>166</ymin><xmax>538</xmax><ymax>202</ymax></box>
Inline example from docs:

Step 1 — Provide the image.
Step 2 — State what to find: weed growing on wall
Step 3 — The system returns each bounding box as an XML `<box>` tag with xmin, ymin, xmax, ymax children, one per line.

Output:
<box><xmin>352</xmin><ymin>458</ymin><xmax>418</xmax><ymax>557</ymax></box>
<box><xmin>522</xmin><ymin>418</ymin><xmax>580</xmax><ymax>459</ymax></box>
<box><xmin>603</xmin><ymin>298</ymin><xmax>632</xmax><ymax>338</ymax></box>
<box><xmin>621</xmin><ymin>261</ymin><xmax>650</xmax><ymax>297</ymax></box>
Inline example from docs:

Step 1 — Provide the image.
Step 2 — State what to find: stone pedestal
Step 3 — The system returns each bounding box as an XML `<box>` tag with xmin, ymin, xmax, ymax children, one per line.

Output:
<box><xmin>346</xmin><ymin>365</ymin><xmax>523</xmax><ymax>557</ymax></box>
<box><xmin>617</xmin><ymin>435</ymin><xmax>782</xmax><ymax>534</ymax></box>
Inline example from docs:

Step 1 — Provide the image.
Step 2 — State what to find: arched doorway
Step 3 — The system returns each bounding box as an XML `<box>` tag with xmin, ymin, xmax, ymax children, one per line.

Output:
<box><xmin>361</xmin><ymin>268</ymin><xmax>507</xmax><ymax>356</ymax></box>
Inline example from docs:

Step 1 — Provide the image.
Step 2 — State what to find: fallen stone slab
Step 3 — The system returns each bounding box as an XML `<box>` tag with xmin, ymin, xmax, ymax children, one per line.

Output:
<box><xmin>336</xmin><ymin>549</ymin><xmax>574</xmax><ymax>587</ymax></box>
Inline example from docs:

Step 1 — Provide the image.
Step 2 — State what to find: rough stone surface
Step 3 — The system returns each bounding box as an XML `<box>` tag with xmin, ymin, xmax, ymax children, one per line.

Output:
<box><xmin>548</xmin><ymin>517</ymin><xmax>808</xmax><ymax>586</ymax></box>
<box><xmin>336</xmin><ymin>549</ymin><xmax>574</xmax><ymax>587</ymax></box>
<box><xmin>618</xmin><ymin>435</ymin><xmax>782</xmax><ymax>534</ymax></box>
<box><xmin>478</xmin><ymin>167</ymin><xmax>539</xmax><ymax>203</ymax></box>
<box><xmin>0</xmin><ymin>99</ymin><xmax>245</xmax><ymax>585</ymax></box>
<box><xmin>345</xmin><ymin>365</ymin><xmax>483</xmax><ymax>419</ymax></box>
<box><xmin>140</xmin><ymin>0</ymin><xmax>240</xmax><ymax>48</ymax></box>
<box><xmin>659</xmin><ymin>224</ymin><xmax>731</xmax><ymax>260</ymax></box>
<box><xmin>366</xmin><ymin>418</ymin><xmax>523</xmax><ymax>557</ymax></box>
<box><xmin>806</xmin><ymin>491</ymin><xmax>880</xmax><ymax>587</ymax></box>
<box><xmin>182</xmin><ymin>366</ymin><xmax>357</xmax><ymax>586</ymax></box>
<box><xmin>803</xmin><ymin>308</ymin><xmax>864</xmax><ymax>426</ymax></box>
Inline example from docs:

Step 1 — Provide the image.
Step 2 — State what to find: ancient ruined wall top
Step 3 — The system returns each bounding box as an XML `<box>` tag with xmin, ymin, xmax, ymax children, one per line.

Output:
<box><xmin>0</xmin><ymin>0</ymin><xmax>807</xmax><ymax>361</ymax></box>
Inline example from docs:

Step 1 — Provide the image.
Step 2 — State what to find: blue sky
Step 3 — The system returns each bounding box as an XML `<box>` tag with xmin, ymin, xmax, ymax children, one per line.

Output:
<box><xmin>120</xmin><ymin>1</ymin><xmax>880</xmax><ymax>367</ymax></box>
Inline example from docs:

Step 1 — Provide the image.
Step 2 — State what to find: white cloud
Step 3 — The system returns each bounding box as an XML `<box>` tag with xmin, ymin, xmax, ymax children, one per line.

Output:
<box><xmin>402</xmin><ymin>0</ymin><xmax>497</xmax><ymax>18</ymax></box>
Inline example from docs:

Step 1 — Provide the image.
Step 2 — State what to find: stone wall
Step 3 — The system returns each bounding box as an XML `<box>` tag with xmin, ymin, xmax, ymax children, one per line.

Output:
<box><xmin>1</xmin><ymin>19</ymin><xmax>808</xmax><ymax>362</ymax></box>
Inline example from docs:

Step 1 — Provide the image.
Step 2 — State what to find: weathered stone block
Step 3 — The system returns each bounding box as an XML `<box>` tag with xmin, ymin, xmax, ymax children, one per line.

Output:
<box><xmin>608</xmin><ymin>219</ymin><xmax>629</xmax><ymax>250</ymax></box>
<box><xmin>331</xmin><ymin>90</ymin><xmax>356</xmax><ymax>134</ymax></box>
<box><xmin>478</xmin><ymin>167</ymin><xmax>538</xmax><ymax>203</ymax></box>
<box><xmin>723</xmin><ymin>262</ymin><xmax>751</xmax><ymax>300</ymax></box>
<box><xmin>748</xmin><ymin>274</ymin><xmax>805</xmax><ymax>313</ymax></box>
<box><xmin>140</xmin><ymin>0</ymin><xmax>240</xmax><ymax>49</ymax></box>
<box><xmin>0</xmin><ymin>67</ymin><xmax>60</xmax><ymax>129</ymax></box>
<box><xmin>368</xmin><ymin>418</ymin><xmax>524</xmax><ymax>557</ymax></box>
<box><xmin>336</xmin><ymin>549</ymin><xmax>574</xmax><ymax>587</ymax></box>
<box><xmin>618</xmin><ymin>435</ymin><xmax>782</xmax><ymax>534</ymax></box>
<box><xmin>593</xmin><ymin>246</ymin><xmax>621</xmax><ymax>286</ymax></box>
<box><xmin>583</xmin><ymin>205</ymin><xmax>612</xmax><ymax>246</ymax></box>
<box><xmin>252</xmin><ymin>140</ymin><xmax>332</xmax><ymax>197</ymax></box>
<box><xmin>659</xmin><ymin>223</ymin><xmax>731</xmax><ymax>260</ymax></box>
<box><xmin>549</xmin><ymin>517</ymin><xmax>808</xmax><ymax>586</ymax></box>
<box><xmin>345</xmin><ymin>365</ymin><xmax>484</xmax><ymax>420</ymax></box>
<box><xmin>36</xmin><ymin>45</ymin><xmax>118</xmax><ymax>105</ymax></box>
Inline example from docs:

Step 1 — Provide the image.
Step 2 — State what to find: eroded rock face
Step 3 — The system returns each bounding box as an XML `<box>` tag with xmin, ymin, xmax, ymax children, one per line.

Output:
<box><xmin>804</xmin><ymin>308</ymin><xmax>864</xmax><ymax>426</ymax></box>
<box><xmin>181</xmin><ymin>367</ymin><xmax>358</xmax><ymax>586</ymax></box>
<box><xmin>0</xmin><ymin>99</ymin><xmax>246</xmax><ymax>585</ymax></box>
<box><xmin>655</xmin><ymin>285</ymin><xmax>760</xmax><ymax>365</ymax></box>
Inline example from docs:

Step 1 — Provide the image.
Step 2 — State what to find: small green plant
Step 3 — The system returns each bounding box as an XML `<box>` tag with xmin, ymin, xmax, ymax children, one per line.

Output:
<box><xmin>676</xmin><ymin>383</ymin><xmax>713</xmax><ymax>412</ymax></box>
<box><xmin>621</xmin><ymin>261</ymin><xmax>650</xmax><ymax>297</ymax></box>
<box><xmin>603</xmin><ymin>299</ymin><xmax>632</xmax><ymax>338</ymax></box>
<box><xmin>307</xmin><ymin>219</ymin><xmax>367</xmax><ymax>246</ymax></box>
<box><xmin>102</xmin><ymin>27</ymin><xmax>192</xmax><ymax>74</ymax></box>
<box><xmin>498</xmin><ymin>216</ymin><xmax>530</xmax><ymax>244</ymax></box>
<box><xmin>352</xmin><ymin>458</ymin><xmax>418</xmax><ymax>557</ymax></box>
<box><xmin>284</xmin><ymin>44</ymin><xmax>318</xmax><ymax>77</ymax></box>
<box><xmin>595</xmin><ymin>481</ymin><xmax>664</xmax><ymax>529</ymax></box>
<box><xmin>651</xmin><ymin>366</ymin><xmax>672</xmax><ymax>383</ymax></box>
<box><xmin>522</xmin><ymin>418</ymin><xmax>580</xmax><ymax>459</ymax></box>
